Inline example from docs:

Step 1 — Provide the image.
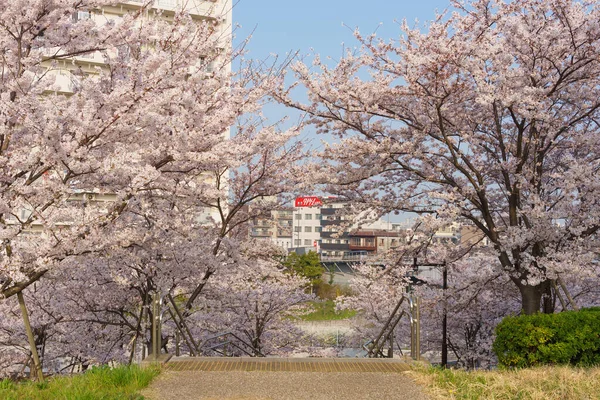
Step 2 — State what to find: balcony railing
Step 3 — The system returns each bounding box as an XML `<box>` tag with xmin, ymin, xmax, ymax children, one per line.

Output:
<box><xmin>320</xmin><ymin>252</ymin><xmax>379</xmax><ymax>263</ymax></box>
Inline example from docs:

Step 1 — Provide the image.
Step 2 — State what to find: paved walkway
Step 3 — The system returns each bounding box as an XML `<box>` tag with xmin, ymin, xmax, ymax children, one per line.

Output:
<box><xmin>142</xmin><ymin>357</ymin><xmax>430</xmax><ymax>400</ymax></box>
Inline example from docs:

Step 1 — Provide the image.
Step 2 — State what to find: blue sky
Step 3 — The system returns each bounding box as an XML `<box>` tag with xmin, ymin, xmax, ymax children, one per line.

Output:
<box><xmin>231</xmin><ymin>1</ymin><xmax>451</xmax><ymax>219</ymax></box>
<box><xmin>230</xmin><ymin>1</ymin><xmax>450</xmax><ymax>143</ymax></box>
<box><xmin>233</xmin><ymin>0</ymin><xmax>450</xmax><ymax>60</ymax></box>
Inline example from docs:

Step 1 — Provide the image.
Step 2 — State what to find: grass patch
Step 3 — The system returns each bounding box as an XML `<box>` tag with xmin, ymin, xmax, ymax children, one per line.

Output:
<box><xmin>301</xmin><ymin>300</ymin><xmax>356</xmax><ymax>321</ymax></box>
<box><xmin>410</xmin><ymin>365</ymin><xmax>600</xmax><ymax>400</ymax></box>
<box><xmin>0</xmin><ymin>364</ymin><xmax>160</xmax><ymax>400</ymax></box>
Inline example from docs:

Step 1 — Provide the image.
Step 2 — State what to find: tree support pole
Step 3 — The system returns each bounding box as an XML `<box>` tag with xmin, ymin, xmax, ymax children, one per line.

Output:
<box><xmin>129</xmin><ymin>291</ymin><xmax>149</xmax><ymax>365</ymax></box>
<box><xmin>17</xmin><ymin>291</ymin><xmax>43</xmax><ymax>381</ymax></box>
<box><xmin>369</xmin><ymin>297</ymin><xmax>404</xmax><ymax>357</ymax></box>
<box><xmin>552</xmin><ymin>280</ymin><xmax>567</xmax><ymax>311</ymax></box>
<box><xmin>167</xmin><ymin>294</ymin><xmax>200</xmax><ymax>354</ymax></box>
<box><xmin>557</xmin><ymin>275</ymin><xmax>579</xmax><ymax>311</ymax></box>
<box><xmin>167</xmin><ymin>307</ymin><xmax>196</xmax><ymax>356</ymax></box>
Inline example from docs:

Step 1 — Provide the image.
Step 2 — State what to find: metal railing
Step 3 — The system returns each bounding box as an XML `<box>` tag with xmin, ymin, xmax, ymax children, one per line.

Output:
<box><xmin>147</xmin><ymin>293</ymin><xmax>265</xmax><ymax>360</ymax></box>
<box><xmin>200</xmin><ymin>332</ymin><xmax>264</xmax><ymax>357</ymax></box>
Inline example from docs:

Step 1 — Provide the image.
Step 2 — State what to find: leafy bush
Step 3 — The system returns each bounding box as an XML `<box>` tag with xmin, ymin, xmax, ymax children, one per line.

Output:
<box><xmin>283</xmin><ymin>251</ymin><xmax>325</xmax><ymax>288</ymax></box>
<box><xmin>493</xmin><ymin>308</ymin><xmax>600</xmax><ymax>368</ymax></box>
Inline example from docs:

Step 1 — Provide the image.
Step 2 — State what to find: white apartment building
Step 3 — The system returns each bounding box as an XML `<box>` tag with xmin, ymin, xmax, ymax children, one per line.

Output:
<box><xmin>46</xmin><ymin>0</ymin><xmax>232</xmax><ymax>224</ymax></box>
<box><xmin>51</xmin><ymin>0</ymin><xmax>232</xmax><ymax>94</ymax></box>
<box><xmin>292</xmin><ymin>207</ymin><xmax>323</xmax><ymax>250</ymax></box>
<box><xmin>6</xmin><ymin>0</ymin><xmax>233</xmax><ymax>237</ymax></box>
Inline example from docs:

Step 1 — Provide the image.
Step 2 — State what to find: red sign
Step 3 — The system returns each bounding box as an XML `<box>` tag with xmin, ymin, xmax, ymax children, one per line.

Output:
<box><xmin>295</xmin><ymin>196</ymin><xmax>322</xmax><ymax>207</ymax></box>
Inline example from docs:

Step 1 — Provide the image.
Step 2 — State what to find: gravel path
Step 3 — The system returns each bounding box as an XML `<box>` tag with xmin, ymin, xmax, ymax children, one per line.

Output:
<box><xmin>142</xmin><ymin>369</ymin><xmax>430</xmax><ymax>400</ymax></box>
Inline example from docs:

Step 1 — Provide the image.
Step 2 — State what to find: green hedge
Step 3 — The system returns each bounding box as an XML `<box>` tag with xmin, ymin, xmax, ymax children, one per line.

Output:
<box><xmin>493</xmin><ymin>308</ymin><xmax>600</xmax><ymax>368</ymax></box>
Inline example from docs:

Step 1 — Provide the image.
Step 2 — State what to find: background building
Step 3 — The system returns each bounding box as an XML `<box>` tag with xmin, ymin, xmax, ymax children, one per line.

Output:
<box><xmin>249</xmin><ymin>208</ymin><xmax>294</xmax><ymax>250</ymax></box>
<box><xmin>50</xmin><ymin>1</ymin><xmax>231</xmax><ymax>95</ymax></box>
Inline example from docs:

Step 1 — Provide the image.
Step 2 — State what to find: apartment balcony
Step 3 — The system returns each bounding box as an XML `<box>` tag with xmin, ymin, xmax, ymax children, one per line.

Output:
<box><xmin>250</xmin><ymin>230</ymin><xmax>272</xmax><ymax>237</ymax></box>
<box><xmin>320</xmin><ymin>253</ymin><xmax>378</xmax><ymax>263</ymax></box>
<box><xmin>320</xmin><ymin>243</ymin><xmax>350</xmax><ymax>251</ymax></box>
<box><xmin>320</xmin><ymin>231</ymin><xmax>349</xmax><ymax>239</ymax></box>
<box><xmin>349</xmin><ymin>244</ymin><xmax>377</xmax><ymax>251</ymax></box>
<box><xmin>276</xmin><ymin>229</ymin><xmax>292</xmax><ymax>237</ymax></box>
<box><xmin>349</xmin><ymin>237</ymin><xmax>377</xmax><ymax>251</ymax></box>
<box><xmin>123</xmin><ymin>0</ymin><xmax>220</xmax><ymax>18</ymax></box>
<box><xmin>277</xmin><ymin>211</ymin><xmax>293</xmax><ymax>220</ymax></box>
<box><xmin>320</xmin><ymin>219</ymin><xmax>341</xmax><ymax>227</ymax></box>
<box><xmin>251</xmin><ymin>220</ymin><xmax>272</xmax><ymax>228</ymax></box>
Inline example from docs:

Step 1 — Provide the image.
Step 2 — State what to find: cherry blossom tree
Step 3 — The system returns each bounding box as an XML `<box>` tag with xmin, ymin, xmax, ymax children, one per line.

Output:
<box><xmin>0</xmin><ymin>0</ymin><xmax>307</xmax><ymax>374</ymax></box>
<box><xmin>186</xmin><ymin>250</ymin><xmax>313</xmax><ymax>357</ymax></box>
<box><xmin>335</xmin><ymin>262</ymin><xmax>409</xmax><ymax>351</ymax></box>
<box><xmin>278</xmin><ymin>0</ymin><xmax>600</xmax><ymax>314</ymax></box>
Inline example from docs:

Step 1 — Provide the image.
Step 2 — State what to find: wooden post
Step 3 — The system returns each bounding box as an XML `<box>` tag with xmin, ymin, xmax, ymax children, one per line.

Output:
<box><xmin>17</xmin><ymin>291</ymin><xmax>44</xmax><ymax>381</ymax></box>
<box><xmin>410</xmin><ymin>297</ymin><xmax>416</xmax><ymax>360</ymax></box>
<box><xmin>442</xmin><ymin>263</ymin><xmax>448</xmax><ymax>368</ymax></box>
<box><xmin>387</xmin><ymin>329</ymin><xmax>394</xmax><ymax>358</ymax></box>
<box><xmin>151</xmin><ymin>293</ymin><xmax>161</xmax><ymax>360</ymax></box>
<box><xmin>415</xmin><ymin>296</ymin><xmax>421</xmax><ymax>361</ymax></box>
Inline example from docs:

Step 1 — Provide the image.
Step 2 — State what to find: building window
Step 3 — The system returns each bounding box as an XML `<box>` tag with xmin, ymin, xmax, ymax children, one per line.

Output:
<box><xmin>305</xmin><ymin>214</ymin><xmax>312</xmax><ymax>220</ymax></box>
<box><xmin>294</xmin><ymin>239</ymin><xmax>301</xmax><ymax>246</ymax></box>
<box><xmin>315</xmin><ymin>227</ymin><xmax>322</xmax><ymax>232</ymax></box>
<box><xmin>315</xmin><ymin>214</ymin><xmax>321</xmax><ymax>220</ymax></box>
<box><xmin>305</xmin><ymin>226</ymin><xmax>312</xmax><ymax>233</ymax></box>
<box><xmin>335</xmin><ymin>239</ymin><xmax>340</xmax><ymax>244</ymax></box>
<box><xmin>304</xmin><ymin>239</ymin><xmax>312</xmax><ymax>246</ymax></box>
<box><xmin>72</xmin><ymin>11</ymin><xmax>90</xmax><ymax>22</ymax></box>
<box><xmin>295</xmin><ymin>214</ymin><xmax>302</xmax><ymax>220</ymax></box>
<box><xmin>294</xmin><ymin>226</ymin><xmax>301</xmax><ymax>232</ymax></box>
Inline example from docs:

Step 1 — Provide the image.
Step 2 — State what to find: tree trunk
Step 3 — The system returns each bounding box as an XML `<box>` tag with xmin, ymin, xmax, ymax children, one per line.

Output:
<box><xmin>516</xmin><ymin>280</ymin><xmax>552</xmax><ymax>315</ymax></box>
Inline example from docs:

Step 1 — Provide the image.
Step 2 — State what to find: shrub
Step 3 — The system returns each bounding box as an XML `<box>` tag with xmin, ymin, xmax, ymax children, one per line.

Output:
<box><xmin>493</xmin><ymin>308</ymin><xmax>600</xmax><ymax>368</ymax></box>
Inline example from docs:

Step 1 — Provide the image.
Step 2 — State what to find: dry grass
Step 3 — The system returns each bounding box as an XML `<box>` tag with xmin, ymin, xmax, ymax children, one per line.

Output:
<box><xmin>410</xmin><ymin>365</ymin><xmax>600</xmax><ymax>400</ymax></box>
